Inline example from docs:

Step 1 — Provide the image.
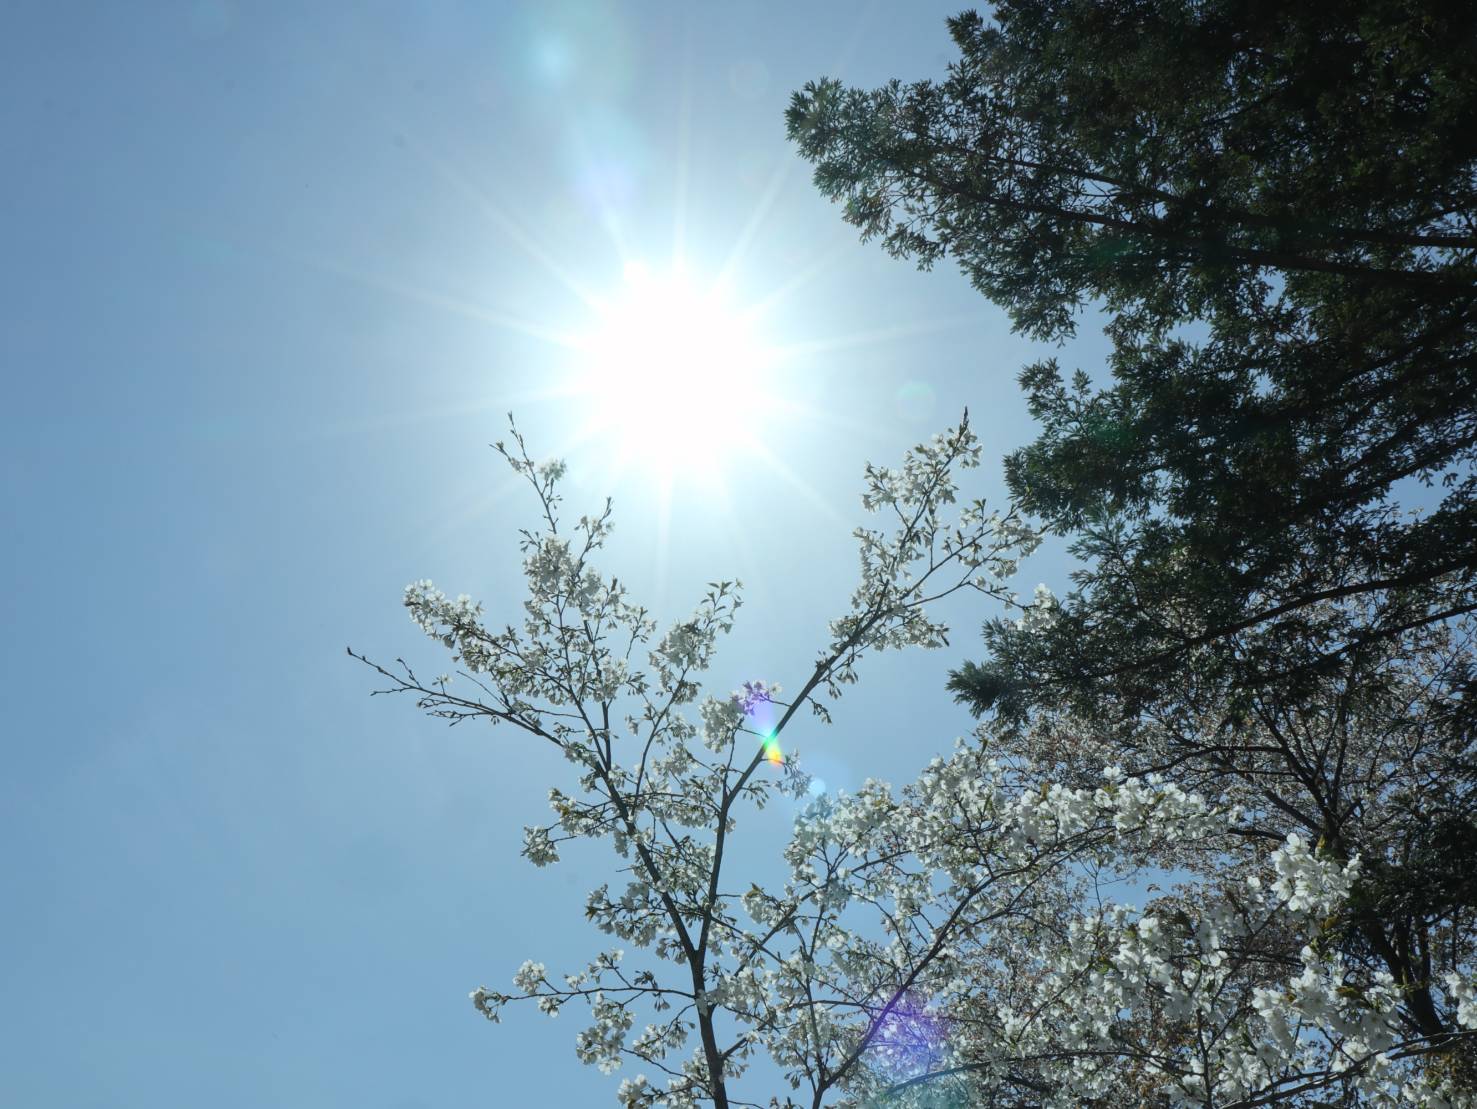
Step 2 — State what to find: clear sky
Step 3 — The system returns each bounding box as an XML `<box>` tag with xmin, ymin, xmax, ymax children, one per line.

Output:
<box><xmin>1</xmin><ymin>4</ymin><xmax>1107</xmax><ymax>1105</ymax></box>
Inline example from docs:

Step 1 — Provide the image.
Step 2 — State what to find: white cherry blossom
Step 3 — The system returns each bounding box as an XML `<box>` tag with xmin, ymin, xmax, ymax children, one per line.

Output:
<box><xmin>359</xmin><ymin>415</ymin><xmax>1475</xmax><ymax>1108</ymax></box>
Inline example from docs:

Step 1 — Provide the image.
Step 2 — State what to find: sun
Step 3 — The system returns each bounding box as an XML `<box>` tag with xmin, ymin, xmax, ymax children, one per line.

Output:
<box><xmin>574</xmin><ymin>262</ymin><xmax>773</xmax><ymax>482</ymax></box>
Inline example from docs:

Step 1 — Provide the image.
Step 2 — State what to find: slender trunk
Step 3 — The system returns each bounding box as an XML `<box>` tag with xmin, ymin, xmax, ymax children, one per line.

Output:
<box><xmin>694</xmin><ymin>994</ymin><xmax>730</xmax><ymax>1108</ymax></box>
<box><xmin>1366</xmin><ymin>920</ymin><xmax>1447</xmax><ymax>1041</ymax></box>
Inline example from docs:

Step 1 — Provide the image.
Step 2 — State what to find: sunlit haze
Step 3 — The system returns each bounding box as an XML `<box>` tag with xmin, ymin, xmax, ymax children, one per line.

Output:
<box><xmin>575</xmin><ymin>261</ymin><xmax>775</xmax><ymax>482</ymax></box>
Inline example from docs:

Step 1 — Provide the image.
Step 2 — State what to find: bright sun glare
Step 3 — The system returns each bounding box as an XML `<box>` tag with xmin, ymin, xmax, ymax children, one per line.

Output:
<box><xmin>576</xmin><ymin>262</ymin><xmax>772</xmax><ymax>481</ymax></box>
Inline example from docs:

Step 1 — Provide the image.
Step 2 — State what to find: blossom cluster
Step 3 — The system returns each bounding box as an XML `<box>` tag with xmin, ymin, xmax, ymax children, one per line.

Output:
<box><xmin>372</xmin><ymin>416</ymin><xmax>1475</xmax><ymax>1108</ymax></box>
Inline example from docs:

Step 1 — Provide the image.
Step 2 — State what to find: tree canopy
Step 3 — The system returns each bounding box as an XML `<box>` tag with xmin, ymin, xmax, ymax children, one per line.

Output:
<box><xmin>785</xmin><ymin>0</ymin><xmax>1477</xmax><ymax>726</ymax></box>
<box><xmin>366</xmin><ymin>421</ymin><xmax>1477</xmax><ymax>1105</ymax></box>
<box><xmin>786</xmin><ymin>0</ymin><xmax>1477</xmax><ymax>1089</ymax></box>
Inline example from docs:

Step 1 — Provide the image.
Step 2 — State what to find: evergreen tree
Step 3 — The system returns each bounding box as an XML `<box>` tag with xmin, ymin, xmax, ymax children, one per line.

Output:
<box><xmin>786</xmin><ymin>1</ymin><xmax>1477</xmax><ymax>726</ymax></box>
<box><xmin>788</xmin><ymin>4</ymin><xmax>1477</xmax><ymax>1072</ymax></box>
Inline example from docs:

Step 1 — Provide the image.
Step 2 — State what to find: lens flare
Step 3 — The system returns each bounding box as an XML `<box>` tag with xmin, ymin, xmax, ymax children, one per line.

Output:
<box><xmin>737</xmin><ymin>681</ymin><xmax>784</xmax><ymax>767</ymax></box>
<box><xmin>762</xmin><ymin>733</ymin><xmax>784</xmax><ymax>766</ymax></box>
<box><xmin>875</xmin><ymin>995</ymin><xmax>951</xmax><ymax>1079</ymax></box>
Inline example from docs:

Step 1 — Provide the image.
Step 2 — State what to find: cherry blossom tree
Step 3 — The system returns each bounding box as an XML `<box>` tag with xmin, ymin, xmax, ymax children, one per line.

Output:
<box><xmin>354</xmin><ymin>418</ymin><xmax>1476</xmax><ymax>1107</ymax></box>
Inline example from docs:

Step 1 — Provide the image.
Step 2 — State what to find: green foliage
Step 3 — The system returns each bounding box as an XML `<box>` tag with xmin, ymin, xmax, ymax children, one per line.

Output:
<box><xmin>787</xmin><ymin>0</ymin><xmax>1477</xmax><ymax>728</ymax></box>
<box><xmin>790</xmin><ymin>0</ymin><xmax>1477</xmax><ymax>1067</ymax></box>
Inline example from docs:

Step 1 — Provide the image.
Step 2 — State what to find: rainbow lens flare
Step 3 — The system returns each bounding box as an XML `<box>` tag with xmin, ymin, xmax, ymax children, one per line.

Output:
<box><xmin>762</xmin><ymin>733</ymin><xmax>783</xmax><ymax>766</ymax></box>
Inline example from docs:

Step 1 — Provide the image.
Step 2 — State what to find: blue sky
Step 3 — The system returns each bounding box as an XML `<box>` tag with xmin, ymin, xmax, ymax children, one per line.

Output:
<box><xmin>1</xmin><ymin>4</ymin><xmax>1108</xmax><ymax>1105</ymax></box>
